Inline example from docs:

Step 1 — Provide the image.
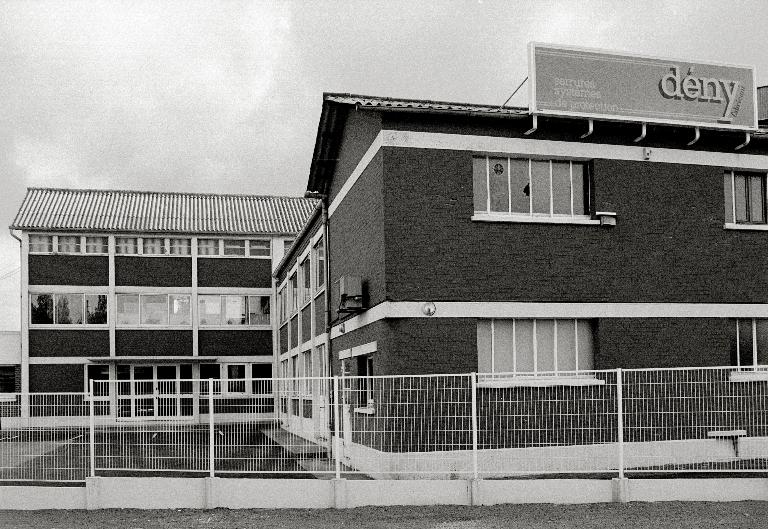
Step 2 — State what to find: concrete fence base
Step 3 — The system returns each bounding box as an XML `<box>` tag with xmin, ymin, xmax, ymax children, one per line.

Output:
<box><xmin>2</xmin><ymin>477</ymin><xmax>768</xmax><ymax>510</ymax></box>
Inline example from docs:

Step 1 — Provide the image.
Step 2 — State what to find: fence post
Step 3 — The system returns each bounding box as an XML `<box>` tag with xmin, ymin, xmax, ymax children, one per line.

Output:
<box><xmin>471</xmin><ymin>372</ymin><xmax>479</xmax><ymax>480</ymax></box>
<box><xmin>333</xmin><ymin>376</ymin><xmax>341</xmax><ymax>480</ymax></box>
<box><xmin>616</xmin><ymin>368</ymin><xmax>624</xmax><ymax>480</ymax></box>
<box><xmin>89</xmin><ymin>379</ymin><xmax>96</xmax><ymax>478</ymax></box>
<box><xmin>208</xmin><ymin>378</ymin><xmax>215</xmax><ymax>478</ymax></box>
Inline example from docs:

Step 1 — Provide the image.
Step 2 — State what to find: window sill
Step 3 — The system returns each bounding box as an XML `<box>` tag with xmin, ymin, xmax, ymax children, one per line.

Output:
<box><xmin>724</xmin><ymin>223</ymin><xmax>768</xmax><ymax>231</ymax></box>
<box><xmin>199</xmin><ymin>325</ymin><xmax>271</xmax><ymax>331</ymax></box>
<box><xmin>477</xmin><ymin>375</ymin><xmax>606</xmax><ymax>388</ymax></box>
<box><xmin>30</xmin><ymin>325</ymin><xmax>109</xmax><ymax>330</ymax></box>
<box><xmin>729</xmin><ymin>370</ymin><xmax>768</xmax><ymax>382</ymax></box>
<box><xmin>472</xmin><ymin>214</ymin><xmax>600</xmax><ymax>225</ymax></box>
<box><xmin>353</xmin><ymin>406</ymin><xmax>375</xmax><ymax>415</ymax></box>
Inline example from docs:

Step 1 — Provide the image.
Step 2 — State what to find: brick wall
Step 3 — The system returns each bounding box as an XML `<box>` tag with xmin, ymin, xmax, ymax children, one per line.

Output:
<box><xmin>29</xmin><ymin>255</ymin><xmax>108</xmax><ymax>285</ymax></box>
<box><xmin>198</xmin><ymin>330</ymin><xmax>272</xmax><ymax>357</ymax></box>
<box><xmin>115</xmin><ymin>257</ymin><xmax>192</xmax><ymax>287</ymax></box>
<box><xmin>115</xmin><ymin>330</ymin><xmax>192</xmax><ymax>356</ymax></box>
<box><xmin>327</xmin><ymin>109</ymin><xmax>382</xmax><ymax>203</ymax></box>
<box><xmin>29</xmin><ymin>330</ymin><xmax>109</xmax><ymax>357</ymax></box>
<box><xmin>197</xmin><ymin>258</ymin><xmax>271</xmax><ymax>288</ymax></box>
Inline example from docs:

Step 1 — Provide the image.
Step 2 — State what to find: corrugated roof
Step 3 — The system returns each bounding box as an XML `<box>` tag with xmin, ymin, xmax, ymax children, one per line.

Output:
<box><xmin>324</xmin><ymin>93</ymin><xmax>529</xmax><ymax>116</ymax></box>
<box><xmin>11</xmin><ymin>188</ymin><xmax>318</xmax><ymax>235</ymax></box>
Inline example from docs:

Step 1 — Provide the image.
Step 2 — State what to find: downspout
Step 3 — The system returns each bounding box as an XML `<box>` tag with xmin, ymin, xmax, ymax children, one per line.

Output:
<box><xmin>9</xmin><ymin>229</ymin><xmax>22</xmax><ymax>392</ymax></box>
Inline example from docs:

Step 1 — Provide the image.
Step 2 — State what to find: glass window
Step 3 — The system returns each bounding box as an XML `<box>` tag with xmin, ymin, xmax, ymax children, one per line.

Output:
<box><xmin>116</xmin><ymin>294</ymin><xmax>140</xmax><ymax>325</ymax></box>
<box><xmin>278</xmin><ymin>286</ymin><xmax>286</xmax><ymax>323</ymax></box>
<box><xmin>140</xmin><ymin>294</ymin><xmax>168</xmax><ymax>325</ymax></box>
<box><xmin>736</xmin><ymin>318</ymin><xmax>768</xmax><ymax>368</ymax></box>
<box><xmin>531</xmin><ymin>160</ymin><xmax>550</xmax><ymax>215</ymax></box>
<box><xmin>223</xmin><ymin>295</ymin><xmax>246</xmax><ymax>325</ymax></box>
<box><xmin>478</xmin><ymin>318</ymin><xmax>595</xmax><ymax>375</ymax></box>
<box><xmin>510</xmin><ymin>159</ymin><xmax>529</xmax><ymax>214</ymax></box>
<box><xmin>200</xmin><ymin>363</ymin><xmax>221</xmax><ymax>395</ymax></box>
<box><xmin>300</xmin><ymin>258</ymin><xmax>311</xmax><ymax>304</ymax></box>
<box><xmin>249</xmin><ymin>239</ymin><xmax>270</xmax><ymax>257</ymax></box>
<box><xmin>223</xmin><ymin>239</ymin><xmax>246</xmax><ymax>256</ymax></box>
<box><xmin>248</xmin><ymin>295</ymin><xmax>270</xmax><ymax>325</ymax></box>
<box><xmin>29</xmin><ymin>235</ymin><xmax>53</xmax><ymax>253</ymax></box>
<box><xmin>169</xmin><ymin>238</ymin><xmax>190</xmax><ymax>256</ymax></box>
<box><xmin>85</xmin><ymin>236</ymin><xmax>108</xmax><ymax>254</ymax></box>
<box><xmin>314</xmin><ymin>238</ymin><xmax>325</xmax><ymax>289</ymax></box>
<box><xmin>86</xmin><ymin>365</ymin><xmax>110</xmax><ymax>396</ymax></box>
<box><xmin>30</xmin><ymin>294</ymin><xmax>53</xmax><ymax>324</ymax></box>
<box><xmin>169</xmin><ymin>295</ymin><xmax>191</xmax><ymax>325</ymax></box>
<box><xmin>289</xmin><ymin>274</ymin><xmax>298</xmax><ymax>313</ymax></box>
<box><xmin>58</xmin><ymin>236</ymin><xmax>81</xmax><ymax>254</ymax></box>
<box><xmin>0</xmin><ymin>366</ymin><xmax>15</xmax><ymax>393</ymax></box>
<box><xmin>142</xmin><ymin>238</ymin><xmax>164</xmax><ymax>255</ymax></box>
<box><xmin>197</xmin><ymin>239</ymin><xmax>219</xmax><ymax>256</ymax></box>
<box><xmin>85</xmin><ymin>294</ymin><xmax>108</xmax><ymax>324</ymax></box>
<box><xmin>198</xmin><ymin>295</ymin><xmax>222</xmax><ymax>325</ymax></box>
<box><xmin>55</xmin><ymin>293</ymin><xmax>84</xmax><ymax>324</ymax></box>
<box><xmin>488</xmin><ymin>157</ymin><xmax>509</xmax><ymax>212</ymax></box>
<box><xmin>472</xmin><ymin>157</ymin><xmax>488</xmax><ymax>212</ymax></box>
<box><xmin>227</xmin><ymin>364</ymin><xmax>246</xmax><ymax>393</ymax></box>
<box><xmin>116</xmin><ymin>237</ymin><xmax>138</xmax><ymax>255</ymax></box>
<box><xmin>730</xmin><ymin>171</ymin><xmax>766</xmax><ymax>225</ymax></box>
<box><xmin>552</xmin><ymin>161</ymin><xmax>571</xmax><ymax>215</ymax></box>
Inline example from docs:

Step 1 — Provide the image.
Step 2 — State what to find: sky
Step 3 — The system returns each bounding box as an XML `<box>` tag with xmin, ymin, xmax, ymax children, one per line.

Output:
<box><xmin>1</xmin><ymin>0</ymin><xmax>768</xmax><ymax>330</ymax></box>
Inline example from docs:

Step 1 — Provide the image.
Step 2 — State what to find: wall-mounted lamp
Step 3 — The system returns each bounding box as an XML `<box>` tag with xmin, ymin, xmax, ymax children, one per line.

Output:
<box><xmin>421</xmin><ymin>302</ymin><xmax>437</xmax><ymax>317</ymax></box>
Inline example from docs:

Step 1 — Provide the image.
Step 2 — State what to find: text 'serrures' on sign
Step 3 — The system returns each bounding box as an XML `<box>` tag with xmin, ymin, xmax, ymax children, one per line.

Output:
<box><xmin>529</xmin><ymin>43</ymin><xmax>757</xmax><ymax>130</ymax></box>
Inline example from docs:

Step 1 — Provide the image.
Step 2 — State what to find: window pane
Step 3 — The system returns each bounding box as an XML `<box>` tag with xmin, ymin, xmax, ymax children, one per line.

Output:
<box><xmin>734</xmin><ymin>174</ymin><xmax>748</xmax><ymax>222</ymax></box>
<box><xmin>224</xmin><ymin>295</ymin><xmax>246</xmax><ymax>325</ymax></box>
<box><xmin>200</xmin><ymin>363</ymin><xmax>221</xmax><ymax>395</ymax></box>
<box><xmin>116</xmin><ymin>294</ymin><xmax>140</xmax><ymax>325</ymax></box>
<box><xmin>85</xmin><ymin>236</ymin><xmax>108</xmax><ymax>254</ymax></box>
<box><xmin>87</xmin><ymin>365</ymin><xmax>110</xmax><ymax>396</ymax></box>
<box><xmin>198</xmin><ymin>295</ymin><xmax>222</xmax><ymax>325</ymax></box>
<box><xmin>749</xmin><ymin>175</ymin><xmax>765</xmax><ymax>223</ymax></box>
<box><xmin>572</xmin><ymin>162</ymin><xmax>587</xmax><ymax>215</ymax></box>
<box><xmin>477</xmin><ymin>320</ymin><xmax>492</xmax><ymax>373</ymax></box>
<box><xmin>0</xmin><ymin>366</ymin><xmax>15</xmax><ymax>393</ymax></box>
<box><xmin>315</xmin><ymin>240</ymin><xmax>325</xmax><ymax>288</ymax></box>
<box><xmin>58</xmin><ymin>236</ymin><xmax>81</xmax><ymax>254</ymax></box>
<box><xmin>224</xmin><ymin>239</ymin><xmax>246</xmax><ymax>256</ymax></box>
<box><xmin>536</xmin><ymin>319</ymin><xmax>555</xmax><ymax>372</ymax></box>
<box><xmin>29</xmin><ymin>235</ymin><xmax>53</xmax><ymax>253</ymax></box>
<box><xmin>248</xmin><ymin>296</ymin><xmax>270</xmax><ymax>325</ymax></box>
<box><xmin>576</xmin><ymin>320</ymin><xmax>594</xmax><ymax>370</ymax></box>
<box><xmin>510</xmin><ymin>159</ymin><xmax>530</xmax><ymax>214</ymax></box>
<box><xmin>493</xmin><ymin>320</ymin><xmax>515</xmax><ymax>374</ymax></box>
<box><xmin>472</xmin><ymin>157</ymin><xmax>488</xmax><ymax>212</ymax></box>
<box><xmin>531</xmin><ymin>160</ymin><xmax>550</xmax><ymax>214</ymax></box>
<box><xmin>757</xmin><ymin>319</ymin><xmax>768</xmax><ymax>366</ymax></box>
<box><xmin>290</xmin><ymin>274</ymin><xmax>297</xmax><ymax>312</ymax></box>
<box><xmin>143</xmin><ymin>238</ymin><xmax>164</xmax><ymax>255</ymax></box>
<box><xmin>140</xmin><ymin>294</ymin><xmax>168</xmax><ymax>325</ymax></box>
<box><xmin>515</xmin><ymin>319</ymin><xmax>534</xmax><ymax>372</ymax></box>
<box><xmin>556</xmin><ymin>320</ymin><xmax>577</xmax><ymax>371</ymax></box>
<box><xmin>169</xmin><ymin>295</ymin><xmax>191</xmax><ymax>325</ymax></box>
<box><xmin>197</xmin><ymin>239</ymin><xmax>219</xmax><ymax>255</ymax></box>
<box><xmin>739</xmin><ymin>319</ymin><xmax>755</xmax><ymax>367</ymax></box>
<box><xmin>249</xmin><ymin>239</ymin><xmax>270</xmax><ymax>257</ymax></box>
<box><xmin>552</xmin><ymin>161</ymin><xmax>572</xmax><ymax>215</ymax></box>
<box><xmin>488</xmin><ymin>157</ymin><xmax>509</xmax><ymax>213</ymax></box>
<box><xmin>169</xmin><ymin>239</ymin><xmax>190</xmax><ymax>255</ymax></box>
<box><xmin>227</xmin><ymin>364</ymin><xmax>246</xmax><ymax>393</ymax></box>
<box><xmin>724</xmin><ymin>172</ymin><xmax>734</xmax><ymax>224</ymax></box>
<box><xmin>30</xmin><ymin>294</ymin><xmax>53</xmax><ymax>324</ymax></box>
<box><xmin>116</xmin><ymin>237</ymin><xmax>137</xmax><ymax>255</ymax></box>
<box><xmin>85</xmin><ymin>294</ymin><xmax>108</xmax><ymax>324</ymax></box>
<box><xmin>55</xmin><ymin>294</ymin><xmax>83</xmax><ymax>324</ymax></box>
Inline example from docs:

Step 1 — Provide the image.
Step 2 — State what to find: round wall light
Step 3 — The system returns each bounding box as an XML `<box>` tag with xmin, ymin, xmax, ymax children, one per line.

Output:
<box><xmin>421</xmin><ymin>302</ymin><xmax>437</xmax><ymax>317</ymax></box>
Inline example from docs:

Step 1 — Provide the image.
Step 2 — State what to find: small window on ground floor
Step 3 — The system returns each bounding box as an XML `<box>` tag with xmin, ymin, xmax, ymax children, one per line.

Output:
<box><xmin>0</xmin><ymin>366</ymin><xmax>16</xmax><ymax>393</ymax></box>
<box><xmin>734</xmin><ymin>318</ymin><xmax>768</xmax><ymax>369</ymax></box>
<box><xmin>86</xmin><ymin>364</ymin><xmax>110</xmax><ymax>396</ymax></box>
<box><xmin>477</xmin><ymin>318</ymin><xmax>595</xmax><ymax>375</ymax></box>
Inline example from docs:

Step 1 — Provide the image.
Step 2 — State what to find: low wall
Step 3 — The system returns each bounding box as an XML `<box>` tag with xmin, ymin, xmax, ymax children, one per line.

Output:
<box><xmin>3</xmin><ymin>477</ymin><xmax>768</xmax><ymax>509</ymax></box>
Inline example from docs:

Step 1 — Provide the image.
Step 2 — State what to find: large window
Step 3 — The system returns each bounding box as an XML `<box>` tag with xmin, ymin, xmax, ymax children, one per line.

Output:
<box><xmin>29</xmin><ymin>235</ymin><xmax>53</xmax><ymax>253</ymax></box>
<box><xmin>116</xmin><ymin>293</ymin><xmax>190</xmax><ymax>326</ymax></box>
<box><xmin>85</xmin><ymin>236</ymin><xmax>108</xmax><ymax>254</ymax></box>
<box><xmin>57</xmin><ymin>236</ymin><xmax>81</xmax><ymax>254</ymax></box>
<box><xmin>198</xmin><ymin>295</ymin><xmax>270</xmax><ymax>326</ymax></box>
<box><xmin>725</xmin><ymin>171</ymin><xmax>767</xmax><ymax>225</ymax></box>
<box><xmin>477</xmin><ymin>319</ymin><xmax>594</xmax><ymax>375</ymax></box>
<box><xmin>142</xmin><ymin>238</ymin><xmax>165</xmax><ymax>255</ymax></box>
<box><xmin>223</xmin><ymin>239</ymin><xmax>246</xmax><ymax>256</ymax></box>
<box><xmin>197</xmin><ymin>238</ymin><xmax>272</xmax><ymax>257</ymax></box>
<box><xmin>734</xmin><ymin>318</ymin><xmax>768</xmax><ymax>369</ymax></box>
<box><xmin>197</xmin><ymin>239</ymin><xmax>219</xmax><ymax>256</ymax></box>
<box><xmin>30</xmin><ymin>293</ymin><xmax>107</xmax><ymax>326</ymax></box>
<box><xmin>116</xmin><ymin>237</ymin><xmax>138</xmax><ymax>255</ymax></box>
<box><xmin>473</xmin><ymin>157</ymin><xmax>590</xmax><ymax>219</ymax></box>
<box><xmin>29</xmin><ymin>234</ymin><xmax>108</xmax><ymax>254</ymax></box>
<box><xmin>249</xmin><ymin>239</ymin><xmax>270</xmax><ymax>257</ymax></box>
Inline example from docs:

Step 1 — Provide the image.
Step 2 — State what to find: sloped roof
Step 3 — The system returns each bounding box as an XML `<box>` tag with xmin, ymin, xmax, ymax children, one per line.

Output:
<box><xmin>324</xmin><ymin>93</ymin><xmax>528</xmax><ymax>116</ymax></box>
<box><xmin>11</xmin><ymin>188</ymin><xmax>318</xmax><ymax>235</ymax></box>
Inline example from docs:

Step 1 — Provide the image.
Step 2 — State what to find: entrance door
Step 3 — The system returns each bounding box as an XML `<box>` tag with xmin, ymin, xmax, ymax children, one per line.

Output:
<box><xmin>115</xmin><ymin>364</ymin><xmax>193</xmax><ymax>420</ymax></box>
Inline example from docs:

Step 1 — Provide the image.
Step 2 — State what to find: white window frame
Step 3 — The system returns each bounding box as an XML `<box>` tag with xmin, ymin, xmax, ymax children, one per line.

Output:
<box><xmin>197</xmin><ymin>294</ymin><xmax>271</xmax><ymax>328</ymax></box>
<box><xmin>472</xmin><ymin>156</ymin><xmax>598</xmax><ymax>225</ymax></box>
<box><xmin>724</xmin><ymin>170</ymin><xmax>768</xmax><ymax>230</ymax></box>
<box><xmin>734</xmin><ymin>318</ymin><xmax>768</xmax><ymax>371</ymax></box>
<box><xmin>29</xmin><ymin>291</ymin><xmax>109</xmax><ymax>328</ymax></box>
<box><xmin>195</xmin><ymin>237</ymin><xmax>275</xmax><ymax>258</ymax></box>
<box><xmin>28</xmin><ymin>234</ymin><xmax>110</xmax><ymax>255</ymax></box>
<box><xmin>115</xmin><ymin>293</ymin><xmax>192</xmax><ymax>328</ymax></box>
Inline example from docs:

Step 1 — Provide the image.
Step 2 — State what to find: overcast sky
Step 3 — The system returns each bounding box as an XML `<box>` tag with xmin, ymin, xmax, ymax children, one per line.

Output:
<box><xmin>1</xmin><ymin>0</ymin><xmax>768</xmax><ymax>330</ymax></box>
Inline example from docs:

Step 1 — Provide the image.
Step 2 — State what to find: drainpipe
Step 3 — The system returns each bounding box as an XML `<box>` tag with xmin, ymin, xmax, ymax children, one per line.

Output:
<box><xmin>304</xmin><ymin>193</ymin><xmax>332</xmax><ymax>375</ymax></box>
<box><xmin>8</xmin><ymin>229</ymin><xmax>22</xmax><ymax>394</ymax></box>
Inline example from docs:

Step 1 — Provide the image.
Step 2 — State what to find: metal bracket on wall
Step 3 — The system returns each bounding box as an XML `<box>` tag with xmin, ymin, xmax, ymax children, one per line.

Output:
<box><xmin>686</xmin><ymin>127</ymin><xmax>700</xmax><ymax>146</ymax></box>
<box><xmin>633</xmin><ymin>123</ymin><xmax>647</xmax><ymax>143</ymax></box>
<box><xmin>735</xmin><ymin>132</ymin><xmax>751</xmax><ymax>151</ymax></box>
<box><xmin>579</xmin><ymin>119</ymin><xmax>594</xmax><ymax>139</ymax></box>
<box><xmin>524</xmin><ymin>114</ymin><xmax>538</xmax><ymax>135</ymax></box>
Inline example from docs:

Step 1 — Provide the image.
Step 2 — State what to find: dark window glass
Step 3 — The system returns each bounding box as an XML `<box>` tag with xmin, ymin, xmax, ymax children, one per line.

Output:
<box><xmin>552</xmin><ymin>161</ymin><xmax>571</xmax><ymax>215</ymax></box>
<box><xmin>0</xmin><ymin>366</ymin><xmax>16</xmax><ymax>393</ymax></box>
<box><xmin>531</xmin><ymin>160</ymin><xmax>550</xmax><ymax>214</ymax></box>
<box><xmin>87</xmin><ymin>365</ymin><xmax>110</xmax><ymax>396</ymax></box>
<box><xmin>510</xmin><ymin>159</ymin><xmax>530</xmax><ymax>214</ymax></box>
<box><xmin>31</xmin><ymin>294</ymin><xmax>53</xmax><ymax>324</ymax></box>
<box><xmin>738</xmin><ymin>319</ymin><xmax>754</xmax><ymax>367</ymax></box>
<box><xmin>733</xmin><ymin>173</ymin><xmax>766</xmax><ymax>224</ymax></box>
<box><xmin>724</xmin><ymin>172</ymin><xmax>734</xmax><ymax>224</ymax></box>
<box><xmin>472</xmin><ymin>157</ymin><xmax>488</xmax><ymax>212</ymax></box>
<box><xmin>85</xmin><ymin>294</ymin><xmax>108</xmax><ymax>324</ymax></box>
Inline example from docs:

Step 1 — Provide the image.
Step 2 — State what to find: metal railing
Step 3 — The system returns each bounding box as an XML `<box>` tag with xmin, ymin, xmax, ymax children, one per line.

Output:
<box><xmin>0</xmin><ymin>366</ymin><xmax>767</xmax><ymax>481</ymax></box>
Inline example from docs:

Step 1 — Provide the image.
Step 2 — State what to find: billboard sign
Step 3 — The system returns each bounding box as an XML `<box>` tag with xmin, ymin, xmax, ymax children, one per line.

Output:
<box><xmin>529</xmin><ymin>43</ymin><xmax>757</xmax><ymax>130</ymax></box>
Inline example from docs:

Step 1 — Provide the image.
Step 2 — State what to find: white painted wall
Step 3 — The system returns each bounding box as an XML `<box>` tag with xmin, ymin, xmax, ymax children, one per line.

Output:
<box><xmin>0</xmin><ymin>330</ymin><xmax>20</xmax><ymax>364</ymax></box>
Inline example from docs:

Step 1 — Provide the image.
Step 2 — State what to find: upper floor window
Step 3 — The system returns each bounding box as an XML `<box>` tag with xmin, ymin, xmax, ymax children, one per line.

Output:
<box><xmin>249</xmin><ymin>240</ymin><xmax>270</xmax><ymax>257</ymax></box>
<box><xmin>725</xmin><ymin>170</ymin><xmax>767</xmax><ymax>225</ymax></box>
<box><xmin>85</xmin><ymin>236</ymin><xmax>108</xmax><ymax>254</ymax></box>
<box><xmin>289</xmin><ymin>273</ymin><xmax>298</xmax><ymax>314</ymax></box>
<box><xmin>198</xmin><ymin>294</ymin><xmax>270</xmax><ymax>326</ymax></box>
<box><xmin>30</xmin><ymin>293</ymin><xmax>108</xmax><ymax>326</ymax></box>
<box><xmin>477</xmin><ymin>318</ymin><xmax>594</xmax><ymax>376</ymax></box>
<box><xmin>223</xmin><ymin>239</ymin><xmax>246</xmax><ymax>256</ymax></box>
<box><xmin>197</xmin><ymin>239</ymin><xmax>219</xmax><ymax>256</ymax></box>
<box><xmin>196</xmin><ymin>238</ymin><xmax>271</xmax><ymax>258</ymax></box>
<box><xmin>300</xmin><ymin>257</ymin><xmax>311</xmax><ymax>305</ymax></box>
<box><xmin>313</xmin><ymin>237</ymin><xmax>325</xmax><ymax>290</ymax></box>
<box><xmin>734</xmin><ymin>318</ymin><xmax>768</xmax><ymax>369</ymax></box>
<box><xmin>57</xmin><ymin>236</ymin><xmax>81</xmax><ymax>254</ymax></box>
<box><xmin>169</xmin><ymin>238</ymin><xmax>191</xmax><ymax>255</ymax></box>
<box><xmin>142</xmin><ymin>237</ymin><xmax>164</xmax><ymax>255</ymax></box>
<box><xmin>116</xmin><ymin>293</ymin><xmax>190</xmax><ymax>326</ymax></box>
<box><xmin>116</xmin><ymin>237</ymin><xmax>138</xmax><ymax>255</ymax></box>
<box><xmin>473</xmin><ymin>157</ymin><xmax>591</xmax><ymax>221</ymax></box>
<box><xmin>29</xmin><ymin>235</ymin><xmax>53</xmax><ymax>253</ymax></box>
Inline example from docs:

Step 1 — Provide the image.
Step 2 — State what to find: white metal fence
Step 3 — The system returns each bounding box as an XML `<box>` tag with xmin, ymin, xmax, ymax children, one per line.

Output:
<box><xmin>1</xmin><ymin>367</ymin><xmax>768</xmax><ymax>482</ymax></box>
